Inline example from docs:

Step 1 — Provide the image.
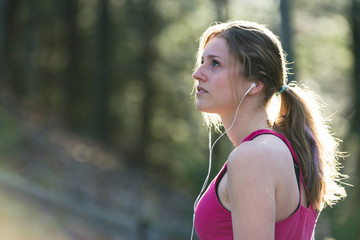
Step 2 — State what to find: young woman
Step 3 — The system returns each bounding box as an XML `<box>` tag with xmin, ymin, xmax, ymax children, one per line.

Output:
<box><xmin>191</xmin><ymin>20</ymin><xmax>347</xmax><ymax>240</ymax></box>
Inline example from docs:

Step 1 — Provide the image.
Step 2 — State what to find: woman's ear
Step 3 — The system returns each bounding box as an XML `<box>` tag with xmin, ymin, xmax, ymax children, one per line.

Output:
<box><xmin>249</xmin><ymin>81</ymin><xmax>264</xmax><ymax>95</ymax></box>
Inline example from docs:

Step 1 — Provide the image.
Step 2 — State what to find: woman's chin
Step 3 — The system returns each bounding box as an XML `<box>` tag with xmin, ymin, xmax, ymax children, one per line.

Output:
<box><xmin>196</xmin><ymin>102</ymin><xmax>207</xmax><ymax>112</ymax></box>
<box><xmin>196</xmin><ymin>104</ymin><xmax>215</xmax><ymax>113</ymax></box>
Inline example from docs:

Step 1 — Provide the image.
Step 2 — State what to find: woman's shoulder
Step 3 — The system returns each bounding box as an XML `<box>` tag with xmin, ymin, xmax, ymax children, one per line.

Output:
<box><xmin>227</xmin><ymin>133</ymin><xmax>292</xmax><ymax>178</ymax></box>
<box><xmin>225</xmin><ymin>134</ymin><xmax>291</xmax><ymax>224</ymax></box>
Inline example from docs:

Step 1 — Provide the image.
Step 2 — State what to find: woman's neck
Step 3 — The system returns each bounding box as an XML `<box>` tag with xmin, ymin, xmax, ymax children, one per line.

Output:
<box><xmin>221</xmin><ymin>107</ymin><xmax>270</xmax><ymax>147</ymax></box>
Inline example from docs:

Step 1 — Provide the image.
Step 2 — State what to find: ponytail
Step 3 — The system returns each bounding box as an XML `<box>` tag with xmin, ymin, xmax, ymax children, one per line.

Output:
<box><xmin>273</xmin><ymin>82</ymin><xmax>347</xmax><ymax>211</ymax></box>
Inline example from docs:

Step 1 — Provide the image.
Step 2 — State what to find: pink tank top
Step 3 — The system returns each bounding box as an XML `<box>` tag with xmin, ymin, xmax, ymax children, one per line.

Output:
<box><xmin>194</xmin><ymin>129</ymin><xmax>318</xmax><ymax>240</ymax></box>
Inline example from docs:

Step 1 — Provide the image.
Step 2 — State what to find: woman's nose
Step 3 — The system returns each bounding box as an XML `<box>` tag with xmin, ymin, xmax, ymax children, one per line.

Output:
<box><xmin>192</xmin><ymin>65</ymin><xmax>206</xmax><ymax>82</ymax></box>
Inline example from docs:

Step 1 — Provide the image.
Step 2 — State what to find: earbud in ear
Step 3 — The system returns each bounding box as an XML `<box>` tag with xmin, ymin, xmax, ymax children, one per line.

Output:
<box><xmin>244</xmin><ymin>82</ymin><xmax>257</xmax><ymax>96</ymax></box>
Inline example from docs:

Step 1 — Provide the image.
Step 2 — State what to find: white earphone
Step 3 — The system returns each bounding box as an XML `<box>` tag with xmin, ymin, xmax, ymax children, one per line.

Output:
<box><xmin>190</xmin><ymin>82</ymin><xmax>256</xmax><ymax>239</ymax></box>
<box><xmin>248</xmin><ymin>82</ymin><xmax>256</xmax><ymax>93</ymax></box>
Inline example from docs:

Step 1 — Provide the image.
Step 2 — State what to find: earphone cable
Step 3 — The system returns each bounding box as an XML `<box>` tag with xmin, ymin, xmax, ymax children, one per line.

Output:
<box><xmin>190</xmin><ymin>85</ymin><xmax>254</xmax><ymax>239</ymax></box>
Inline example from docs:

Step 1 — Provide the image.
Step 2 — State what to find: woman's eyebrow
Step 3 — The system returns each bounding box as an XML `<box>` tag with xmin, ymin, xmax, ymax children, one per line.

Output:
<box><xmin>203</xmin><ymin>54</ymin><xmax>225</xmax><ymax>60</ymax></box>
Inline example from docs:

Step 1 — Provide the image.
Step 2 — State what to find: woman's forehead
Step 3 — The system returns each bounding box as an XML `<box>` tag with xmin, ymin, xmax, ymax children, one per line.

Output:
<box><xmin>202</xmin><ymin>37</ymin><xmax>231</xmax><ymax>60</ymax></box>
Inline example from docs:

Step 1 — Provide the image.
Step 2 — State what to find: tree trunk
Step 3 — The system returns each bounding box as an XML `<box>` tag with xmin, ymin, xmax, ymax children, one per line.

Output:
<box><xmin>352</xmin><ymin>0</ymin><xmax>360</xmax><ymax>135</ymax></box>
<box><xmin>0</xmin><ymin>0</ymin><xmax>8</xmax><ymax>84</ymax></box>
<box><xmin>280</xmin><ymin>0</ymin><xmax>296</xmax><ymax>83</ymax></box>
<box><xmin>213</xmin><ymin>0</ymin><xmax>228</xmax><ymax>22</ymax></box>
<box><xmin>136</xmin><ymin>0</ymin><xmax>157</xmax><ymax>167</ymax></box>
<box><xmin>63</xmin><ymin>0</ymin><xmax>81</xmax><ymax>129</ymax></box>
<box><xmin>90</xmin><ymin>0</ymin><xmax>110</xmax><ymax>141</ymax></box>
<box><xmin>352</xmin><ymin>0</ymin><xmax>360</xmax><ymax>220</ymax></box>
<box><xmin>2</xmin><ymin>0</ymin><xmax>18</xmax><ymax>90</ymax></box>
<box><xmin>23</xmin><ymin>0</ymin><xmax>37</xmax><ymax>98</ymax></box>
<box><xmin>350</xmin><ymin>0</ymin><xmax>360</xmax><ymax>239</ymax></box>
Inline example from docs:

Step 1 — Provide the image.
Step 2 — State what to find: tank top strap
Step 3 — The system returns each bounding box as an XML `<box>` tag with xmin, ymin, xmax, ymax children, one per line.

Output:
<box><xmin>241</xmin><ymin>129</ymin><xmax>300</xmax><ymax>166</ymax></box>
<box><xmin>241</xmin><ymin>129</ymin><xmax>310</xmax><ymax>204</ymax></box>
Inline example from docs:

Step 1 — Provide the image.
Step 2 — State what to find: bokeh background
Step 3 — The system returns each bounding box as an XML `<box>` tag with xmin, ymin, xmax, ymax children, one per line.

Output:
<box><xmin>0</xmin><ymin>0</ymin><xmax>359</xmax><ymax>239</ymax></box>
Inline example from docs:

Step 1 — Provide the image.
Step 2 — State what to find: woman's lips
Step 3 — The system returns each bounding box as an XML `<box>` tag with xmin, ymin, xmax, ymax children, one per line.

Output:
<box><xmin>196</xmin><ymin>86</ymin><xmax>208</xmax><ymax>96</ymax></box>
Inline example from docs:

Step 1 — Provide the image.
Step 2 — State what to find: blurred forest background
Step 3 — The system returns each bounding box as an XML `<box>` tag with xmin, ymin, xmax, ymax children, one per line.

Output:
<box><xmin>0</xmin><ymin>0</ymin><xmax>359</xmax><ymax>239</ymax></box>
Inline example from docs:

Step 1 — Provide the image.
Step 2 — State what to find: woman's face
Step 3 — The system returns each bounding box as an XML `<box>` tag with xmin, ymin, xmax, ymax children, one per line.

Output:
<box><xmin>193</xmin><ymin>37</ymin><xmax>244</xmax><ymax>116</ymax></box>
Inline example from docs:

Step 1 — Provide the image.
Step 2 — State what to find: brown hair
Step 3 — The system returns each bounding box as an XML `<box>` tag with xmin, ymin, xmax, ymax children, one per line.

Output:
<box><xmin>194</xmin><ymin>20</ymin><xmax>347</xmax><ymax>211</ymax></box>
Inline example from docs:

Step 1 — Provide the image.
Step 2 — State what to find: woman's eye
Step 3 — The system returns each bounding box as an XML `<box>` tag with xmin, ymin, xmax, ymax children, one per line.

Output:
<box><xmin>212</xmin><ymin>60</ymin><xmax>219</xmax><ymax>67</ymax></box>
